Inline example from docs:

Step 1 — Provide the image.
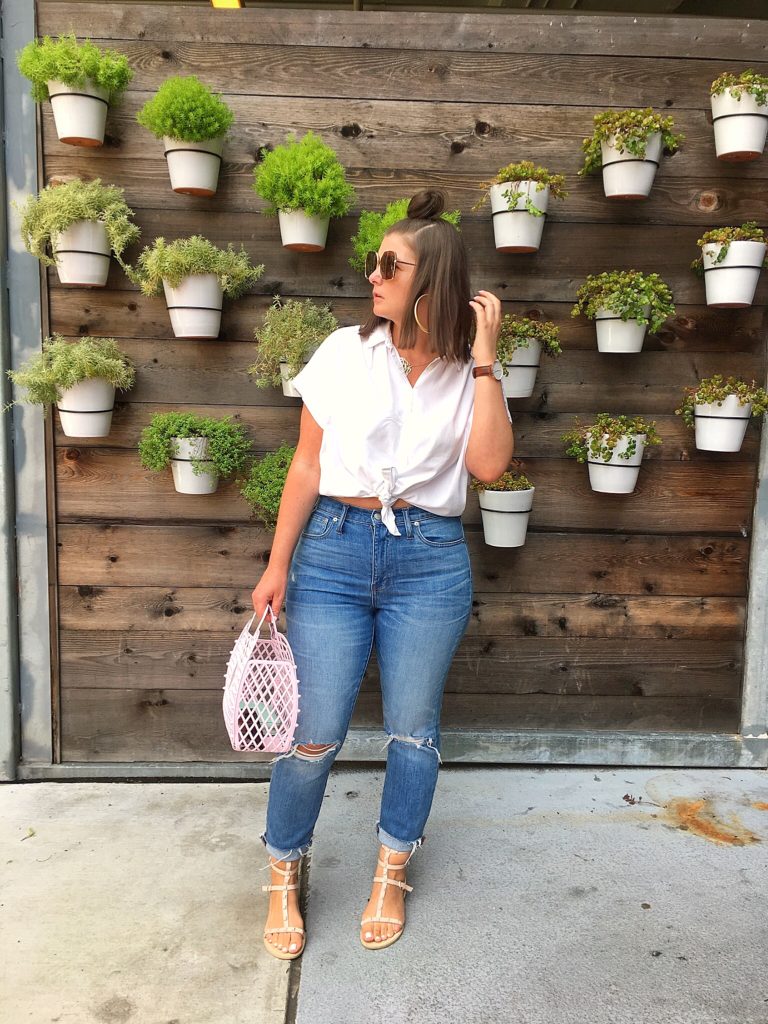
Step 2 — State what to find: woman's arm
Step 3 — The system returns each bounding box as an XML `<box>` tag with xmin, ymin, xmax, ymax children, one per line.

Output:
<box><xmin>251</xmin><ymin>404</ymin><xmax>323</xmax><ymax>617</ymax></box>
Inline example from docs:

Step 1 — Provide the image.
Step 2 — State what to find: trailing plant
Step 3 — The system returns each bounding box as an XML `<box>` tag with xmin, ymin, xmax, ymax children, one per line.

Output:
<box><xmin>579</xmin><ymin>108</ymin><xmax>683</xmax><ymax>176</ymax></box>
<box><xmin>240</xmin><ymin>444</ymin><xmax>296</xmax><ymax>530</ymax></box>
<box><xmin>16</xmin><ymin>33</ymin><xmax>133</xmax><ymax>103</ymax></box>
<box><xmin>562</xmin><ymin>413</ymin><xmax>662</xmax><ymax>463</ymax></box>
<box><xmin>675</xmin><ymin>375</ymin><xmax>768</xmax><ymax>429</ymax></box>
<box><xmin>349</xmin><ymin>198</ymin><xmax>461</xmax><ymax>273</ymax></box>
<box><xmin>249</xmin><ymin>297</ymin><xmax>337</xmax><ymax>389</ymax></box>
<box><xmin>130</xmin><ymin>235</ymin><xmax>263</xmax><ymax>296</ymax></box>
<box><xmin>711</xmin><ymin>69</ymin><xmax>768</xmax><ymax>106</ymax></box>
<box><xmin>496</xmin><ymin>314</ymin><xmax>562</xmax><ymax>368</ymax></box>
<box><xmin>5</xmin><ymin>335</ymin><xmax>134</xmax><ymax>411</ymax></box>
<box><xmin>17</xmin><ymin>178</ymin><xmax>140</xmax><ymax>268</ymax></box>
<box><xmin>470</xmin><ymin>468</ymin><xmax>533</xmax><ymax>492</ymax></box>
<box><xmin>138</xmin><ymin>412</ymin><xmax>251</xmax><ymax>479</ymax></box>
<box><xmin>136</xmin><ymin>75</ymin><xmax>234</xmax><ymax>141</ymax></box>
<box><xmin>253</xmin><ymin>131</ymin><xmax>355</xmax><ymax>219</ymax></box>
<box><xmin>571</xmin><ymin>270</ymin><xmax>675</xmax><ymax>334</ymax></box>
<box><xmin>691</xmin><ymin>221</ymin><xmax>768</xmax><ymax>275</ymax></box>
<box><xmin>473</xmin><ymin>161</ymin><xmax>568</xmax><ymax>215</ymax></box>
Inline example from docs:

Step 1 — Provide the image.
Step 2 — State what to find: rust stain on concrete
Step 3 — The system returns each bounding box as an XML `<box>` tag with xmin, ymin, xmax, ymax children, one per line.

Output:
<box><xmin>751</xmin><ymin>801</ymin><xmax>768</xmax><ymax>811</ymax></box>
<box><xmin>662</xmin><ymin>797</ymin><xmax>760</xmax><ymax>846</ymax></box>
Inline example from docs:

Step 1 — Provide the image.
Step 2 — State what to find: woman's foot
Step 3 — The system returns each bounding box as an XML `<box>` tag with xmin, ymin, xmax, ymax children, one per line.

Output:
<box><xmin>361</xmin><ymin>845</ymin><xmax>413</xmax><ymax>949</ymax></box>
<box><xmin>263</xmin><ymin>858</ymin><xmax>305</xmax><ymax>960</ymax></box>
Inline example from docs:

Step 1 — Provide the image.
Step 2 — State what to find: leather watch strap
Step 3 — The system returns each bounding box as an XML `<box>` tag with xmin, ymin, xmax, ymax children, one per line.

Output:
<box><xmin>472</xmin><ymin>365</ymin><xmax>495</xmax><ymax>379</ymax></box>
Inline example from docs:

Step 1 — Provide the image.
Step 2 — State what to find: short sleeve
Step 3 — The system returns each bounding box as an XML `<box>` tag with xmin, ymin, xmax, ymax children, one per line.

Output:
<box><xmin>290</xmin><ymin>329</ymin><xmax>342</xmax><ymax>429</ymax></box>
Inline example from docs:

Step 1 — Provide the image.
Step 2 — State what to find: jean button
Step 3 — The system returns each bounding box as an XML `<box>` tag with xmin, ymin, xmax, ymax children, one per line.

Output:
<box><xmin>373</xmin><ymin>512</ymin><xmax>381</xmax><ymax>521</ymax></box>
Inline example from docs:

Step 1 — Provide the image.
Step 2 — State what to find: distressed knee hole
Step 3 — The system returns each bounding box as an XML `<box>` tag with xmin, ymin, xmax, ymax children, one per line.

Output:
<box><xmin>295</xmin><ymin>742</ymin><xmax>338</xmax><ymax>761</ymax></box>
<box><xmin>383</xmin><ymin>734</ymin><xmax>442</xmax><ymax>764</ymax></box>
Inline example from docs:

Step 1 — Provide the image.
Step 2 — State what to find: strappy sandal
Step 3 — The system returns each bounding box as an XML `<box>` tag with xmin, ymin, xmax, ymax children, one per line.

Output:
<box><xmin>360</xmin><ymin>847</ymin><xmax>414</xmax><ymax>950</ymax></box>
<box><xmin>262</xmin><ymin>858</ymin><xmax>306</xmax><ymax>961</ymax></box>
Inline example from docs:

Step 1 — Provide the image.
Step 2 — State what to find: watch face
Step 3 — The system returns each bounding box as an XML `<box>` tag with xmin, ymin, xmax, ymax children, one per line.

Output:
<box><xmin>492</xmin><ymin>360</ymin><xmax>504</xmax><ymax>381</ymax></box>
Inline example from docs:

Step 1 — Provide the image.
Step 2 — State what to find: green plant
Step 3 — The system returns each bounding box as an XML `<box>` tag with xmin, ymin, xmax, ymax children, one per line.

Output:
<box><xmin>579</xmin><ymin>108</ymin><xmax>683</xmax><ymax>176</ymax></box>
<box><xmin>470</xmin><ymin>469</ymin><xmax>533</xmax><ymax>492</ymax></box>
<box><xmin>17</xmin><ymin>178</ymin><xmax>140</xmax><ymax>268</ymax></box>
<box><xmin>675</xmin><ymin>375</ymin><xmax>768</xmax><ymax>429</ymax></box>
<box><xmin>562</xmin><ymin>413</ymin><xmax>662</xmax><ymax>463</ymax></box>
<box><xmin>5</xmin><ymin>335</ymin><xmax>134</xmax><ymax>412</ymax></box>
<box><xmin>473</xmin><ymin>161</ymin><xmax>568</xmax><ymax>215</ymax></box>
<box><xmin>138</xmin><ymin>412</ymin><xmax>251</xmax><ymax>479</ymax></box>
<box><xmin>249</xmin><ymin>297</ymin><xmax>337</xmax><ymax>389</ymax></box>
<box><xmin>130</xmin><ymin>235</ymin><xmax>263</xmax><ymax>297</ymax></box>
<box><xmin>496</xmin><ymin>314</ymin><xmax>562</xmax><ymax>369</ymax></box>
<box><xmin>349</xmin><ymin>198</ymin><xmax>461</xmax><ymax>273</ymax></box>
<box><xmin>711</xmin><ymin>70</ymin><xmax>768</xmax><ymax>106</ymax></box>
<box><xmin>16</xmin><ymin>33</ymin><xmax>132</xmax><ymax>103</ymax></box>
<box><xmin>253</xmin><ymin>131</ymin><xmax>355</xmax><ymax>219</ymax></box>
<box><xmin>136</xmin><ymin>75</ymin><xmax>234</xmax><ymax>141</ymax></box>
<box><xmin>691</xmin><ymin>222</ymin><xmax>768</xmax><ymax>275</ymax></box>
<box><xmin>240</xmin><ymin>444</ymin><xmax>296</xmax><ymax>529</ymax></box>
<box><xmin>571</xmin><ymin>270</ymin><xmax>675</xmax><ymax>334</ymax></box>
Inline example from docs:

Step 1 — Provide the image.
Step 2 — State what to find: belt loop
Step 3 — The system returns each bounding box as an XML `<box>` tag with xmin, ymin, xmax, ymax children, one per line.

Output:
<box><xmin>335</xmin><ymin>502</ymin><xmax>349</xmax><ymax>534</ymax></box>
<box><xmin>401</xmin><ymin>506</ymin><xmax>413</xmax><ymax>538</ymax></box>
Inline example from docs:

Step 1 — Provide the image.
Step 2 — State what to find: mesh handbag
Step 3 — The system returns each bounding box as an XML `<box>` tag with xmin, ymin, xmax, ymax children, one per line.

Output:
<box><xmin>222</xmin><ymin>604</ymin><xmax>299</xmax><ymax>753</ymax></box>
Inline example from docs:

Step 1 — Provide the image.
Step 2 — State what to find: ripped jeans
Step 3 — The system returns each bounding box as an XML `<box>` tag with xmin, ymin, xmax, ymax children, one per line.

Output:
<box><xmin>261</xmin><ymin>496</ymin><xmax>473</xmax><ymax>861</ymax></box>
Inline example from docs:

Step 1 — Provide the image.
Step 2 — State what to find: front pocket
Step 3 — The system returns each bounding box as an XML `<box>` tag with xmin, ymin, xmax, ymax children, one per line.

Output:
<box><xmin>412</xmin><ymin>516</ymin><xmax>465</xmax><ymax>547</ymax></box>
<box><xmin>301</xmin><ymin>510</ymin><xmax>333</xmax><ymax>539</ymax></box>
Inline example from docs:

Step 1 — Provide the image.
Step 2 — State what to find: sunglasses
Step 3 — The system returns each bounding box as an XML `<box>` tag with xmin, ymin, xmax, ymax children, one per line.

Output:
<box><xmin>364</xmin><ymin>250</ymin><xmax>416</xmax><ymax>280</ymax></box>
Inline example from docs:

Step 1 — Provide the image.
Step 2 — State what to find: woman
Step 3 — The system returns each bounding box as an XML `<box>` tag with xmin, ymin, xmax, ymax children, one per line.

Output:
<box><xmin>252</xmin><ymin>189</ymin><xmax>514</xmax><ymax>959</ymax></box>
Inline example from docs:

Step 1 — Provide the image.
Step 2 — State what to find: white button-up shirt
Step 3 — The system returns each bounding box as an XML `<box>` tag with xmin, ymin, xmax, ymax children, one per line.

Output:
<box><xmin>291</xmin><ymin>322</ymin><xmax>506</xmax><ymax>536</ymax></box>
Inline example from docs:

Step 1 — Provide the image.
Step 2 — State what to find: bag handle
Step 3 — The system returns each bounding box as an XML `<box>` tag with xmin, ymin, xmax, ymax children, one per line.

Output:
<box><xmin>247</xmin><ymin>603</ymin><xmax>279</xmax><ymax>638</ymax></box>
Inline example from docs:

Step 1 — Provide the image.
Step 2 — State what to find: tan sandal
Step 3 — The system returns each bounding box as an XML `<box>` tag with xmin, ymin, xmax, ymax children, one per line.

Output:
<box><xmin>361</xmin><ymin>847</ymin><xmax>413</xmax><ymax>950</ymax></box>
<box><xmin>262</xmin><ymin>858</ymin><xmax>306</xmax><ymax>961</ymax></box>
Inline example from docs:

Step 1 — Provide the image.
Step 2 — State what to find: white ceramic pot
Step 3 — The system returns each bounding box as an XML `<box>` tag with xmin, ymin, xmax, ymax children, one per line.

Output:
<box><xmin>600</xmin><ymin>131</ymin><xmax>662</xmax><ymax>199</ymax></box>
<box><xmin>52</xmin><ymin>220</ymin><xmax>111</xmax><ymax>287</ymax></box>
<box><xmin>702</xmin><ymin>240</ymin><xmax>766</xmax><ymax>308</ymax></box>
<box><xmin>277</xmin><ymin>210</ymin><xmax>330</xmax><ymax>252</ymax></box>
<box><xmin>711</xmin><ymin>89</ymin><xmax>768</xmax><ymax>161</ymax></box>
<box><xmin>694</xmin><ymin>395</ymin><xmax>752</xmax><ymax>452</ymax></box>
<box><xmin>489</xmin><ymin>180</ymin><xmax>549</xmax><ymax>253</ymax></box>
<box><xmin>163</xmin><ymin>135</ymin><xmax>225</xmax><ymax>196</ymax></box>
<box><xmin>594</xmin><ymin>305</ymin><xmax>650</xmax><ymax>353</ymax></box>
<box><xmin>169</xmin><ymin>436</ymin><xmax>219</xmax><ymax>494</ymax></box>
<box><xmin>47</xmin><ymin>79</ymin><xmax>109</xmax><ymax>147</ymax></box>
<box><xmin>162</xmin><ymin>274</ymin><xmax>224</xmax><ymax>338</ymax></box>
<box><xmin>477</xmin><ymin>487</ymin><xmax>534</xmax><ymax>548</ymax></box>
<box><xmin>56</xmin><ymin>378</ymin><xmax>115</xmax><ymax>437</ymax></box>
<box><xmin>501</xmin><ymin>339</ymin><xmax>542</xmax><ymax>398</ymax></box>
<box><xmin>586</xmin><ymin>433</ymin><xmax>646</xmax><ymax>494</ymax></box>
<box><xmin>279</xmin><ymin>361</ymin><xmax>307</xmax><ymax>398</ymax></box>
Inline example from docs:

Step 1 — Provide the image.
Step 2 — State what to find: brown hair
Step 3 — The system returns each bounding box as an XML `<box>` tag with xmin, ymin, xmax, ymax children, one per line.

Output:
<box><xmin>359</xmin><ymin>190</ymin><xmax>473</xmax><ymax>364</ymax></box>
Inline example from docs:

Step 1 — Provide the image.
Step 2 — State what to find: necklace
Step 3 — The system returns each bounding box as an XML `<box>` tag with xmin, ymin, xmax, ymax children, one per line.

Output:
<box><xmin>400</xmin><ymin>355</ymin><xmax>436</xmax><ymax>376</ymax></box>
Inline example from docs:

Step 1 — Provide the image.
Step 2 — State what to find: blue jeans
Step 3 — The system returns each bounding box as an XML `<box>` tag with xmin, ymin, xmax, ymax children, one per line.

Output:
<box><xmin>261</xmin><ymin>496</ymin><xmax>473</xmax><ymax>862</ymax></box>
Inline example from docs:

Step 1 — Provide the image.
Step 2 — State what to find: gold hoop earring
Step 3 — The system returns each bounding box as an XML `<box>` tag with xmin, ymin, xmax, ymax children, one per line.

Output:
<box><xmin>414</xmin><ymin>294</ymin><xmax>430</xmax><ymax>334</ymax></box>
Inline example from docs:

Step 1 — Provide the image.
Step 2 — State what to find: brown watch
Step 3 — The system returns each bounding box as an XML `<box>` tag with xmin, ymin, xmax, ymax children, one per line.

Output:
<box><xmin>473</xmin><ymin>361</ymin><xmax>503</xmax><ymax>381</ymax></box>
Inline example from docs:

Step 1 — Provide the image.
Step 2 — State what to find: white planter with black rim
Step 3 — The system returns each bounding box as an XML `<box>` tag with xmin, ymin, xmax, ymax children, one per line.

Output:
<box><xmin>594</xmin><ymin>304</ymin><xmax>650</xmax><ymax>353</ymax></box>
<box><xmin>56</xmin><ymin>378</ymin><xmax>115</xmax><ymax>437</ymax></box>
<box><xmin>600</xmin><ymin>131</ymin><xmax>662</xmax><ymax>199</ymax></box>
<box><xmin>711</xmin><ymin>90</ymin><xmax>768</xmax><ymax>161</ymax></box>
<box><xmin>277</xmin><ymin>210</ymin><xmax>329</xmax><ymax>252</ymax></box>
<box><xmin>477</xmin><ymin>486</ymin><xmax>534</xmax><ymax>548</ymax></box>
<box><xmin>586</xmin><ymin>433</ymin><xmax>646</xmax><ymax>494</ymax></box>
<box><xmin>163</xmin><ymin>135</ymin><xmax>225</xmax><ymax>196</ymax></box>
<box><xmin>52</xmin><ymin>220</ymin><xmax>111</xmax><ymax>287</ymax></box>
<box><xmin>489</xmin><ymin>181</ymin><xmax>549</xmax><ymax>253</ymax></box>
<box><xmin>47</xmin><ymin>79</ymin><xmax>109</xmax><ymax>147</ymax></box>
<box><xmin>702</xmin><ymin>240</ymin><xmax>766</xmax><ymax>308</ymax></box>
<box><xmin>501</xmin><ymin>339</ymin><xmax>542</xmax><ymax>398</ymax></box>
<box><xmin>162</xmin><ymin>274</ymin><xmax>224</xmax><ymax>338</ymax></box>
<box><xmin>279</xmin><ymin>361</ymin><xmax>307</xmax><ymax>398</ymax></box>
<box><xmin>170</xmin><ymin>436</ymin><xmax>219</xmax><ymax>494</ymax></box>
<box><xmin>694</xmin><ymin>395</ymin><xmax>752</xmax><ymax>452</ymax></box>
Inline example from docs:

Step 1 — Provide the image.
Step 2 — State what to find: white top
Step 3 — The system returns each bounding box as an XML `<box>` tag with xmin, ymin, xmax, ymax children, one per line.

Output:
<box><xmin>291</xmin><ymin>322</ymin><xmax>511</xmax><ymax>537</ymax></box>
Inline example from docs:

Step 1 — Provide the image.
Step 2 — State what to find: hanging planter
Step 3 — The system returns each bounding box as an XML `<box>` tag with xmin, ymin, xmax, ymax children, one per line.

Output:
<box><xmin>563</xmin><ymin>414</ymin><xmax>662</xmax><ymax>494</ymax></box>
<box><xmin>579</xmin><ymin>108</ymin><xmax>683</xmax><ymax>200</ymax></box>
<box><xmin>692</xmin><ymin>222</ymin><xmax>767</xmax><ymax>308</ymax></box>
<box><xmin>495</xmin><ymin>314</ymin><xmax>562</xmax><ymax>398</ymax></box>
<box><xmin>16</xmin><ymin>33</ymin><xmax>132</xmax><ymax>148</ymax></box>
<box><xmin>474</xmin><ymin>161</ymin><xmax>567</xmax><ymax>253</ymax></box>
<box><xmin>676</xmin><ymin>375</ymin><xmax>768</xmax><ymax>453</ymax></box>
<box><xmin>471</xmin><ymin>469</ymin><xmax>534</xmax><ymax>548</ymax></box>
<box><xmin>249</xmin><ymin>296</ymin><xmax>338</xmax><ymax>398</ymax></box>
<box><xmin>5</xmin><ymin>334</ymin><xmax>134</xmax><ymax>438</ymax></box>
<box><xmin>240</xmin><ymin>445</ymin><xmax>296</xmax><ymax>530</ymax></box>
<box><xmin>710</xmin><ymin>71</ymin><xmax>768</xmax><ymax>162</ymax></box>
<box><xmin>52</xmin><ymin>219</ymin><xmax>111</xmax><ymax>287</ymax></box>
<box><xmin>169</xmin><ymin>437</ymin><xmax>219</xmax><ymax>494</ymax></box>
<box><xmin>137</xmin><ymin>76</ymin><xmax>234</xmax><ymax>197</ymax></box>
<box><xmin>131</xmin><ymin>235</ymin><xmax>264</xmax><ymax>339</ymax></box>
<box><xmin>138</xmin><ymin>412</ymin><xmax>251</xmax><ymax>497</ymax></box>
<box><xmin>349</xmin><ymin>197</ymin><xmax>461</xmax><ymax>274</ymax></box>
<box><xmin>253</xmin><ymin>131</ymin><xmax>355</xmax><ymax>252</ymax></box>
<box><xmin>571</xmin><ymin>270</ymin><xmax>675</xmax><ymax>354</ymax></box>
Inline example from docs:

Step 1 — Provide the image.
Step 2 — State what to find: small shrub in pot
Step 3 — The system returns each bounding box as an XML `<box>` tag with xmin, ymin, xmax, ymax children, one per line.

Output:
<box><xmin>138</xmin><ymin>411</ymin><xmax>252</xmax><ymax>495</ymax></box>
<box><xmin>676</xmin><ymin>374</ymin><xmax>768</xmax><ymax>452</ymax></box>
<box><xmin>496</xmin><ymin>314</ymin><xmax>562</xmax><ymax>397</ymax></box>
<box><xmin>710</xmin><ymin>70</ymin><xmax>768</xmax><ymax>161</ymax></box>
<box><xmin>563</xmin><ymin>413</ymin><xmax>661</xmax><ymax>494</ymax></box>
<box><xmin>571</xmin><ymin>270</ymin><xmax>675</xmax><ymax>353</ymax></box>
<box><xmin>579</xmin><ymin>108</ymin><xmax>683</xmax><ymax>199</ymax></box>
<box><xmin>691</xmin><ymin>222</ymin><xmax>767</xmax><ymax>308</ymax></box>
<box><xmin>474</xmin><ymin>161</ymin><xmax>567</xmax><ymax>252</ymax></box>
<box><xmin>470</xmin><ymin>467</ymin><xmax>535</xmax><ymax>548</ymax></box>
<box><xmin>249</xmin><ymin>297</ymin><xmax>338</xmax><ymax>397</ymax></box>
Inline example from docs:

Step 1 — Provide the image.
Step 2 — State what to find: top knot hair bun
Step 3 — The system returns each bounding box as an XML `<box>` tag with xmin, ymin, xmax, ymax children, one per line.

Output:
<box><xmin>407</xmin><ymin>189</ymin><xmax>446</xmax><ymax>221</ymax></box>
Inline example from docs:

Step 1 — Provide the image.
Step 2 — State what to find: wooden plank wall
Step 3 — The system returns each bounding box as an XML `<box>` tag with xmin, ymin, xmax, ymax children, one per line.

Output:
<box><xmin>36</xmin><ymin>2</ymin><xmax>766</xmax><ymax>761</ymax></box>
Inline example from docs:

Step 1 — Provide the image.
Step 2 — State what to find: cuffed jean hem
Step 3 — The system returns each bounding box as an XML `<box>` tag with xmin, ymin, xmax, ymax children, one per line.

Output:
<box><xmin>376</xmin><ymin>822</ymin><xmax>424</xmax><ymax>857</ymax></box>
<box><xmin>260</xmin><ymin>831</ymin><xmax>312</xmax><ymax>862</ymax></box>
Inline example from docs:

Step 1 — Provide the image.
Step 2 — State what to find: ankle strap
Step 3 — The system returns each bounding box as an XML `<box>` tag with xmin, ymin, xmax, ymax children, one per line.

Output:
<box><xmin>268</xmin><ymin>860</ymin><xmax>300</xmax><ymax>878</ymax></box>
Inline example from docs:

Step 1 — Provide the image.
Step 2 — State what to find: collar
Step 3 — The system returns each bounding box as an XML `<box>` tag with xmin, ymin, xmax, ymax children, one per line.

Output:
<box><xmin>360</xmin><ymin>321</ymin><xmax>392</xmax><ymax>350</ymax></box>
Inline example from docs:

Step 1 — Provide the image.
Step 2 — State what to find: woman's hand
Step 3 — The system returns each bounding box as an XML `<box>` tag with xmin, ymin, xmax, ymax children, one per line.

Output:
<box><xmin>469</xmin><ymin>290</ymin><xmax>502</xmax><ymax>364</ymax></box>
<box><xmin>251</xmin><ymin>565</ymin><xmax>289</xmax><ymax>619</ymax></box>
